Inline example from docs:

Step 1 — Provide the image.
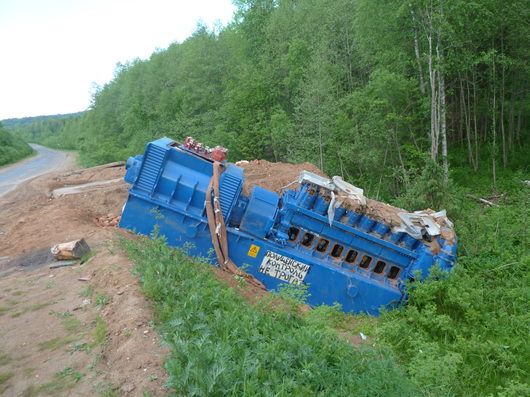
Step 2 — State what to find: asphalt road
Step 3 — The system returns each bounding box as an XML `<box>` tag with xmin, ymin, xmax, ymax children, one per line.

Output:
<box><xmin>0</xmin><ymin>144</ymin><xmax>69</xmax><ymax>197</ymax></box>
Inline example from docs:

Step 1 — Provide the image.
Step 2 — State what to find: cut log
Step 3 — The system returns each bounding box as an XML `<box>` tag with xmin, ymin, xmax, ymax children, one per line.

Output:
<box><xmin>51</xmin><ymin>238</ymin><xmax>90</xmax><ymax>260</ymax></box>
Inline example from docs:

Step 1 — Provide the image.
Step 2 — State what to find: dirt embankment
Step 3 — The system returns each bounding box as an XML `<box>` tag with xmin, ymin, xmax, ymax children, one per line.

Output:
<box><xmin>0</xmin><ymin>164</ymin><xmax>168</xmax><ymax>396</ymax></box>
<box><xmin>238</xmin><ymin>159</ymin><xmax>327</xmax><ymax>196</ymax></box>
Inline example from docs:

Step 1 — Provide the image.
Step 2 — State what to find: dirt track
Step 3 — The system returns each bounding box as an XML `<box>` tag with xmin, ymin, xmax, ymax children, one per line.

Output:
<box><xmin>0</xmin><ymin>162</ymin><xmax>168</xmax><ymax>396</ymax></box>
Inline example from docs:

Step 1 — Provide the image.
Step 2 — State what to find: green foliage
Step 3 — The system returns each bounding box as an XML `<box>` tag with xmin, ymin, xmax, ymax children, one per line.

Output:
<box><xmin>78</xmin><ymin>285</ymin><xmax>94</xmax><ymax>297</ymax></box>
<box><xmin>0</xmin><ymin>371</ymin><xmax>13</xmax><ymax>385</ymax></box>
<box><xmin>2</xmin><ymin>112</ymin><xmax>82</xmax><ymax>150</ymax></box>
<box><xmin>273</xmin><ymin>282</ymin><xmax>310</xmax><ymax>305</ymax></box>
<box><xmin>95</xmin><ymin>294</ymin><xmax>110</xmax><ymax>309</ymax></box>
<box><xmin>392</xmin><ymin>159</ymin><xmax>450</xmax><ymax>210</ymax></box>
<box><xmin>0</xmin><ymin>123</ymin><xmax>34</xmax><ymax>167</ymax></box>
<box><xmin>26</xmin><ymin>366</ymin><xmax>86</xmax><ymax>396</ymax></box>
<box><xmin>90</xmin><ymin>314</ymin><xmax>108</xmax><ymax>347</ymax></box>
<box><xmin>62</xmin><ymin>317</ymin><xmax>82</xmax><ymax>333</ymax></box>
<box><xmin>38</xmin><ymin>336</ymin><xmax>78</xmax><ymax>351</ymax></box>
<box><xmin>57</xmin><ymin>366</ymin><xmax>86</xmax><ymax>383</ymax></box>
<box><xmin>0</xmin><ymin>371</ymin><xmax>13</xmax><ymax>394</ymax></box>
<box><xmin>4</xmin><ymin>0</ymin><xmax>527</xmax><ymax>185</ymax></box>
<box><xmin>377</xmin><ymin>167</ymin><xmax>530</xmax><ymax>396</ymax></box>
<box><xmin>0</xmin><ymin>352</ymin><xmax>12</xmax><ymax>366</ymax></box>
<box><xmin>121</xmin><ymin>235</ymin><xmax>417</xmax><ymax>396</ymax></box>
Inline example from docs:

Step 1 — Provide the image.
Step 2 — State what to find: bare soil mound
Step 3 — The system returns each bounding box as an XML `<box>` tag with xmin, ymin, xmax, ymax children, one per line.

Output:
<box><xmin>239</xmin><ymin>159</ymin><xmax>328</xmax><ymax>196</ymax></box>
<box><xmin>0</xmin><ymin>163</ymin><xmax>128</xmax><ymax>259</ymax></box>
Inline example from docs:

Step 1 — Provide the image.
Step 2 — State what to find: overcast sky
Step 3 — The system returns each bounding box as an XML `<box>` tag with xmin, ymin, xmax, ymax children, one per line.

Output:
<box><xmin>0</xmin><ymin>0</ymin><xmax>236</xmax><ymax>120</ymax></box>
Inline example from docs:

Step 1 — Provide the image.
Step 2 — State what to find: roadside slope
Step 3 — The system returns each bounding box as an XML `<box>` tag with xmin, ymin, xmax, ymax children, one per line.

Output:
<box><xmin>0</xmin><ymin>164</ymin><xmax>169</xmax><ymax>396</ymax></box>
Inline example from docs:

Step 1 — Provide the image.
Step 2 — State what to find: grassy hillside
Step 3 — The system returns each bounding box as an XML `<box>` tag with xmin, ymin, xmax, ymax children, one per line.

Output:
<box><xmin>122</xmin><ymin>235</ymin><xmax>419</xmax><ymax>396</ymax></box>
<box><xmin>0</xmin><ymin>123</ymin><xmax>35</xmax><ymax>167</ymax></box>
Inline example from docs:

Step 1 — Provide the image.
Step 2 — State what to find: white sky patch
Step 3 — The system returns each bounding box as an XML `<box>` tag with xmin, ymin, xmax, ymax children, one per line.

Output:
<box><xmin>0</xmin><ymin>0</ymin><xmax>236</xmax><ymax>119</ymax></box>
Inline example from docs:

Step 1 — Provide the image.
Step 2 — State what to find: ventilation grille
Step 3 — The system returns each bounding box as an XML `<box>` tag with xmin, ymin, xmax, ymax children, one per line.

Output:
<box><xmin>219</xmin><ymin>172</ymin><xmax>241</xmax><ymax>219</ymax></box>
<box><xmin>135</xmin><ymin>144</ymin><xmax>165</xmax><ymax>193</ymax></box>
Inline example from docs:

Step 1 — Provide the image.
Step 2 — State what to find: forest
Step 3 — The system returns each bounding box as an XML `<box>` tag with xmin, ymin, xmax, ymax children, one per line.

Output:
<box><xmin>5</xmin><ymin>0</ymin><xmax>528</xmax><ymax>395</ymax></box>
<box><xmin>0</xmin><ymin>123</ymin><xmax>34</xmax><ymax>167</ymax></box>
<box><xmin>8</xmin><ymin>0</ymin><xmax>528</xmax><ymax>201</ymax></box>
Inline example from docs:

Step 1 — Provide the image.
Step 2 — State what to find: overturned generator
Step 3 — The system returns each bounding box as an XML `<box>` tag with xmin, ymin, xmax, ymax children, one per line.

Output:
<box><xmin>120</xmin><ymin>137</ymin><xmax>457</xmax><ymax>316</ymax></box>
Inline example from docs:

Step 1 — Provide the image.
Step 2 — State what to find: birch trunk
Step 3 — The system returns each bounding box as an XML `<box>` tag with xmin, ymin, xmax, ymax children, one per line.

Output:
<box><xmin>427</xmin><ymin>30</ymin><xmax>438</xmax><ymax>160</ymax></box>
<box><xmin>508</xmin><ymin>87</ymin><xmax>515</xmax><ymax>150</ymax></box>
<box><xmin>462</xmin><ymin>77</ymin><xmax>476</xmax><ymax>169</ymax></box>
<box><xmin>436</xmin><ymin>19</ymin><xmax>448</xmax><ymax>182</ymax></box>
<box><xmin>472</xmin><ymin>72</ymin><xmax>479</xmax><ymax>170</ymax></box>
<box><xmin>410</xmin><ymin>5</ymin><xmax>426</xmax><ymax>94</ymax></box>
<box><xmin>500</xmin><ymin>33</ymin><xmax>507</xmax><ymax>167</ymax></box>
<box><xmin>491</xmin><ymin>54</ymin><xmax>497</xmax><ymax>187</ymax></box>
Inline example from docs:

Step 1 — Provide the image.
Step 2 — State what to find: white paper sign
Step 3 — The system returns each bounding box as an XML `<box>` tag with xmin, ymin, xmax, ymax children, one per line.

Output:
<box><xmin>259</xmin><ymin>251</ymin><xmax>310</xmax><ymax>285</ymax></box>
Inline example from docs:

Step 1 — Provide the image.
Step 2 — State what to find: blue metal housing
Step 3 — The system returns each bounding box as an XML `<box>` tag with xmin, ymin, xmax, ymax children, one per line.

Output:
<box><xmin>120</xmin><ymin>137</ymin><xmax>457</xmax><ymax>316</ymax></box>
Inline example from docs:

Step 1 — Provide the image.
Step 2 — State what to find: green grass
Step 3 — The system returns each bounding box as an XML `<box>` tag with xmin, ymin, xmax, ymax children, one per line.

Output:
<box><xmin>95</xmin><ymin>294</ymin><xmax>110</xmax><ymax>309</ymax></box>
<box><xmin>0</xmin><ymin>371</ymin><xmax>13</xmax><ymax>384</ymax></box>
<box><xmin>80</xmin><ymin>249</ymin><xmax>97</xmax><ymax>264</ymax></box>
<box><xmin>122</xmin><ymin>234</ymin><xmax>416</xmax><ymax>396</ymax></box>
<box><xmin>90</xmin><ymin>314</ymin><xmax>107</xmax><ymax>347</ymax></box>
<box><xmin>0</xmin><ymin>352</ymin><xmax>12</xmax><ymax>366</ymax></box>
<box><xmin>69</xmin><ymin>342</ymin><xmax>89</xmax><ymax>355</ymax></box>
<box><xmin>95</xmin><ymin>382</ymin><xmax>119</xmax><ymax>397</ymax></box>
<box><xmin>0</xmin><ymin>306</ymin><xmax>10</xmax><ymax>316</ymax></box>
<box><xmin>11</xmin><ymin>302</ymin><xmax>54</xmax><ymax>318</ymax></box>
<box><xmin>38</xmin><ymin>336</ymin><xmax>77</xmax><ymax>351</ymax></box>
<box><xmin>62</xmin><ymin>317</ymin><xmax>82</xmax><ymax>333</ymax></box>
<box><xmin>56</xmin><ymin>367</ymin><xmax>85</xmax><ymax>383</ymax></box>
<box><xmin>376</xmin><ymin>164</ymin><xmax>530</xmax><ymax>396</ymax></box>
<box><xmin>0</xmin><ymin>371</ymin><xmax>14</xmax><ymax>394</ymax></box>
<box><xmin>24</xmin><ymin>367</ymin><xmax>85</xmax><ymax>396</ymax></box>
<box><xmin>78</xmin><ymin>285</ymin><xmax>94</xmax><ymax>297</ymax></box>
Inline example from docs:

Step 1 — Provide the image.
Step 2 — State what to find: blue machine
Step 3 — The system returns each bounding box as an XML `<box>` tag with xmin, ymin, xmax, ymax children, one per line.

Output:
<box><xmin>120</xmin><ymin>137</ymin><xmax>457</xmax><ymax>316</ymax></box>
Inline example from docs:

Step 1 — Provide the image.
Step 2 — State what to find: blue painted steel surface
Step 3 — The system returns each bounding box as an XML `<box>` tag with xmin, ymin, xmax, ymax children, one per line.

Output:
<box><xmin>120</xmin><ymin>137</ymin><xmax>457</xmax><ymax>316</ymax></box>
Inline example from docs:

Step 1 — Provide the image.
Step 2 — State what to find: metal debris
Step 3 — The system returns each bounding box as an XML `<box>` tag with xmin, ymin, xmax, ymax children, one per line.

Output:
<box><xmin>49</xmin><ymin>261</ymin><xmax>77</xmax><ymax>269</ymax></box>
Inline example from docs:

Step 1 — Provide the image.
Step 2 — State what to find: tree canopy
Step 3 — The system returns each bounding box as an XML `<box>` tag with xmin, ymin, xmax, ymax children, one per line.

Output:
<box><xmin>9</xmin><ymin>0</ymin><xmax>528</xmax><ymax>202</ymax></box>
<box><xmin>0</xmin><ymin>122</ymin><xmax>34</xmax><ymax>167</ymax></box>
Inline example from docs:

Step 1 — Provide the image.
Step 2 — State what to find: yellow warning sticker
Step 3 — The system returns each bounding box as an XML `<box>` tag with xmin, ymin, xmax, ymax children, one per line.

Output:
<box><xmin>248</xmin><ymin>244</ymin><xmax>260</xmax><ymax>258</ymax></box>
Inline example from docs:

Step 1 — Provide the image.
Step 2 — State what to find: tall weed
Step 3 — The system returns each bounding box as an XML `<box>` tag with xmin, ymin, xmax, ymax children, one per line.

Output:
<box><xmin>121</xmin><ymin>235</ymin><xmax>417</xmax><ymax>396</ymax></box>
<box><xmin>378</xmin><ymin>166</ymin><xmax>530</xmax><ymax>396</ymax></box>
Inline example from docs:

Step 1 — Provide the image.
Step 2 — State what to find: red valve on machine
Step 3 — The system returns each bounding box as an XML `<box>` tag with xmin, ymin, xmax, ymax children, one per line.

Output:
<box><xmin>183</xmin><ymin>137</ymin><xmax>228</xmax><ymax>162</ymax></box>
<box><xmin>211</xmin><ymin>146</ymin><xmax>228</xmax><ymax>162</ymax></box>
